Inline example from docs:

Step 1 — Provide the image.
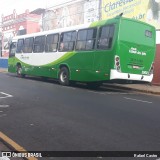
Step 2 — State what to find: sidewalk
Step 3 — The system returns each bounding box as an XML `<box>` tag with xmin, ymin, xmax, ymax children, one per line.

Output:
<box><xmin>104</xmin><ymin>83</ymin><xmax>160</xmax><ymax>95</ymax></box>
<box><xmin>0</xmin><ymin>68</ymin><xmax>8</xmax><ymax>73</ymax></box>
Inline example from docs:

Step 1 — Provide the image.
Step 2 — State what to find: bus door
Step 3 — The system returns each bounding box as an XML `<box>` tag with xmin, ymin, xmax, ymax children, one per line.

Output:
<box><xmin>94</xmin><ymin>25</ymin><xmax>115</xmax><ymax>73</ymax></box>
<box><xmin>72</xmin><ymin>28</ymin><xmax>97</xmax><ymax>80</ymax></box>
<box><xmin>8</xmin><ymin>42</ymin><xmax>17</xmax><ymax>73</ymax></box>
<box><xmin>9</xmin><ymin>42</ymin><xmax>16</xmax><ymax>58</ymax></box>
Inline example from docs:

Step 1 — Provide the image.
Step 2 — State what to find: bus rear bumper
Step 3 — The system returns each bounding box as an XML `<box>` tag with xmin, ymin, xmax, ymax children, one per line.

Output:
<box><xmin>110</xmin><ymin>69</ymin><xmax>153</xmax><ymax>82</ymax></box>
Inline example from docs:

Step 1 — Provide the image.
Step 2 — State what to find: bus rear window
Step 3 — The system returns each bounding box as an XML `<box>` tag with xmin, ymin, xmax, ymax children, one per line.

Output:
<box><xmin>145</xmin><ymin>30</ymin><xmax>152</xmax><ymax>38</ymax></box>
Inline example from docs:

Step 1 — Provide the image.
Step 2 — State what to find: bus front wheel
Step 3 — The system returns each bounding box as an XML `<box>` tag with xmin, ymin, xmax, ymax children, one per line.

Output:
<box><xmin>16</xmin><ymin>65</ymin><xmax>25</xmax><ymax>78</ymax></box>
<box><xmin>59</xmin><ymin>67</ymin><xmax>70</xmax><ymax>86</ymax></box>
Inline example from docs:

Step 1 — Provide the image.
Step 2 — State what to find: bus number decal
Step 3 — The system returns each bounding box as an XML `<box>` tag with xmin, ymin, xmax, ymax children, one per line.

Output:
<box><xmin>129</xmin><ymin>47</ymin><xmax>146</xmax><ymax>56</ymax></box>
<box><xmin>142</xmin><ymin>71</ymin><xmax>149</xmax><ymax>75</ymax></box>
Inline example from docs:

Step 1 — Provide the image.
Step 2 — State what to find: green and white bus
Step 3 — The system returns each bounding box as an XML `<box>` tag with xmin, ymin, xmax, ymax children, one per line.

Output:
<box><xmin>8</xmin><ymin>15</ymin><xmax>156</xmax><ymax>87</ymax></box>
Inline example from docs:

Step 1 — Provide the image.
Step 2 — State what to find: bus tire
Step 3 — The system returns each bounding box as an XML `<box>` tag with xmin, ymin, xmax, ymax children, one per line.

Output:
<box><xmin>16</xmin><ymin>65</ymin><xmax>25</xmax><ymax>78</ymax></box>
<box><xmin>59</xmin><ymin>67</ymin><xmax>70</xmax><ymax>86</ymax></box>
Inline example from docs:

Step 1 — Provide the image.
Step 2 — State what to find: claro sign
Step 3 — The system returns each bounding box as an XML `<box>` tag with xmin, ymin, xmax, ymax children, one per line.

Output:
<box><xmin>102</xmin><ymin>0</ymin><xmax>160</xmax><ymax>29</ymax></box>
<box><xmin>104</xmin><ymin>0</ymin><xmax>134</xmax><ymax>12</ymax></box>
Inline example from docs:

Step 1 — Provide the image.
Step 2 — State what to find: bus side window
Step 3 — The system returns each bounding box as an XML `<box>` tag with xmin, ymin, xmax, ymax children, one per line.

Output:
<box><xmin>9</xmin><ymin>42</ymin><xmax>16</xmax><ymax>57</ymax></box>
<box><xmin>97</xmin><ymin>25</ymin><xmax>114</xmax><ymax>50</ymax></box>
<box><xmin>45</xmin><ymin>34</ymin><xmax>59</xmax><ymax>52</ymax></box>
<box><xmin>16</xmin><ymin>39</ymin><xmax>24</xmax><ymax>53</ymax></box>
<box><xmin>33</xmin><ymin>36</ymin><xmax>45</xmax><ymax>53</ymax></box>
<box><xmin>76</xmin><ymin>28</ymin><xmax>97</xmax><ymax>51</ymax></box>
<box><xmin>59</xmin><ymin>31</ymin><xmax>76</xmax><ymax>52</ymax></box>
<box><xmin>23</xmin><ymin>37</ymin><xmax>34</xmax><ymax>53</ymax></box>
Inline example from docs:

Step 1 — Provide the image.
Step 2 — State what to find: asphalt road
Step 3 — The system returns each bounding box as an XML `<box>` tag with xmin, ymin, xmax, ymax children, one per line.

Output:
<box><xmin>0</xmin><ymin>73</ymin><xmax>160</xmax><ymax>160</ymax></box>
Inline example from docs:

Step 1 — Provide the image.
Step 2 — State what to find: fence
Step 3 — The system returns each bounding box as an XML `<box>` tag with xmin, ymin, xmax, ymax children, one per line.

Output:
<box><xmin>0</xmin><ymin>57</ymin><xmax>8</xmax><ymax>68</ymax></box>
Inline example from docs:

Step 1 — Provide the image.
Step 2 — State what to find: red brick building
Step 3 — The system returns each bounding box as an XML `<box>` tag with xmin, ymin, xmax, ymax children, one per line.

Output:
<box><xmin>152</xmin><ymin>31</ymin><xmax>160</xmax><ymax>85</ymax></box>
<box><xmin>1</xmin><ymin>9</ymin><xmax>42</xmax><ymax>57</ymax></box>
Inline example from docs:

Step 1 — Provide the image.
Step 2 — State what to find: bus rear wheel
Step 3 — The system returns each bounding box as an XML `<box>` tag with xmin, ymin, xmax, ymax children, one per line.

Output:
<box><xmin>59</xmin><ymin>67</ymin><xmax>70</xmax><ymax>86</ymax></box>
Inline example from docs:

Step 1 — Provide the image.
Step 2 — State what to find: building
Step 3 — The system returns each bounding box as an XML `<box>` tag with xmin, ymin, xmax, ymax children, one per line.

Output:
<box><xmin>1</xmin><ymin>9</ymin><xmax>41</xmax><ymax>57</ymax></box>
<box><xmin>41</xmin><ymin>0</ymin><xmax>100</xmax><ymax>31</ymax></box>
<box><xmin>153</xmin><ymin>30</ymin><xmax>160</xmax><ymax>85</ymax></box>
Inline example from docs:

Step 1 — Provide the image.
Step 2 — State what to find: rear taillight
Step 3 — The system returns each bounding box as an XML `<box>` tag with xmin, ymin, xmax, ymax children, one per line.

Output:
<box><xmin>149</xmin><ymin>62</ymin><xmax>154</xmax><ymax>75</ymax></box>
<box><xmin>115</xmin><ymin>55</ymin><xmax>121</xmax><ymax>72</ymax></box>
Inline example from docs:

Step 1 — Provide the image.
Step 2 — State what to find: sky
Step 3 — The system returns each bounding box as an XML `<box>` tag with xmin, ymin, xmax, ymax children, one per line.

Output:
<box><xmin>0</xmin><ymin>0</ymin><xmax>71</xmax><ymax>17</ymax></box>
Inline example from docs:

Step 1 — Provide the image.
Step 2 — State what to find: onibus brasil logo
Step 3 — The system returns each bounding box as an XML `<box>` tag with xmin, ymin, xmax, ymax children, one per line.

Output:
<box><xmin>0</xmin><ymin>151</ymin><xmax>42</xmax><ymax>158</ymax></box>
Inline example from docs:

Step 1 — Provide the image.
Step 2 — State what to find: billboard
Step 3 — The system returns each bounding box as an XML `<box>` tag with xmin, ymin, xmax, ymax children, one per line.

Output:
<box><xmin>102</xmin><ymin>0</ymin><xmax>160</xmax><ymax>29</ymax></box>
<box><xmin>41</xmin><ymin>1</ymin><xmax>84</xmax><ymax>30</ymax></box>
<box><xmin>41</xmin><ymin>0</ymin><xmax>100</xmax><ymax>31</ymax></box>
<box><xmin>84</xmin><ymin>0</ymin><xmax>100</xmax><ymax>23</ymax></box>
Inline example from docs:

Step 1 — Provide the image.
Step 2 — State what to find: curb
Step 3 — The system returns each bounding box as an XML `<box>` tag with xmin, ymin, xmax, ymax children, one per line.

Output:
<box><xmin>103</xmin><ymin>83</ymin><xmax>160</xmax><ymax>95</ymax></box>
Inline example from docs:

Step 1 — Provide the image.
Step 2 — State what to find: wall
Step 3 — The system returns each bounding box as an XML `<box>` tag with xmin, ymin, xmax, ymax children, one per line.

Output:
<box><xmin>1</xmin><ymin>10</ymin><xmax>41</xmax><ymax>58</ymax></box>
<box><xmin>0</xmin><ymin>57</ymin><xmax>8</xmax><ymax>68</ymax></box>
<box><xmin>152</xmin><ymin>30</ymin><xmax>160</xmax><ymax>85</ymax></box>
<box><xmin>26</xmin><ymin>14</ymin><xmax>41</xmax><ymax>33</ymax></box>
<box><xmin>41</xmin><ymin>0</ymin><xmax>100</xmax><ymax>31</ymax></box>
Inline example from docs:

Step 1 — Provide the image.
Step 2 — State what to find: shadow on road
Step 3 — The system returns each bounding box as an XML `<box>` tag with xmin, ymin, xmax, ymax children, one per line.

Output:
<box><xmin>8</xmin><ymin>73</ymin><xmax>133</xmax><ymax>94</ymax></box>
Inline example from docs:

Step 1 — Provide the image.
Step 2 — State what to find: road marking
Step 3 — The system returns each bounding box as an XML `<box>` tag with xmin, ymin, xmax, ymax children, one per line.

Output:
<box><xmin>0</xmin><ymin>132</ymin><xmax>38</xmax><ymax>160</ymax></box>
<box><xmin>61</xmin><ymin>86</ymin><xmax>76</xmax><ymax>90</ymax></box>
<box><xmin>87</xmin><ymin>91</ymin><xmax>105</xmax><ymax>95</ymax></box>
<box><xmin>0</xmin><ymin>92</ymin><xmax>13</xmax><ymax>99</ymax></box>
<box><xmin>124</xmin><ymin>97</ymin><xmax>153</xmax><ymax>104</ymax></box>
<box><xmin>0</xmin><ymin>105</ymin><xmax>10</xmax><ymax>108</ymax></box>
